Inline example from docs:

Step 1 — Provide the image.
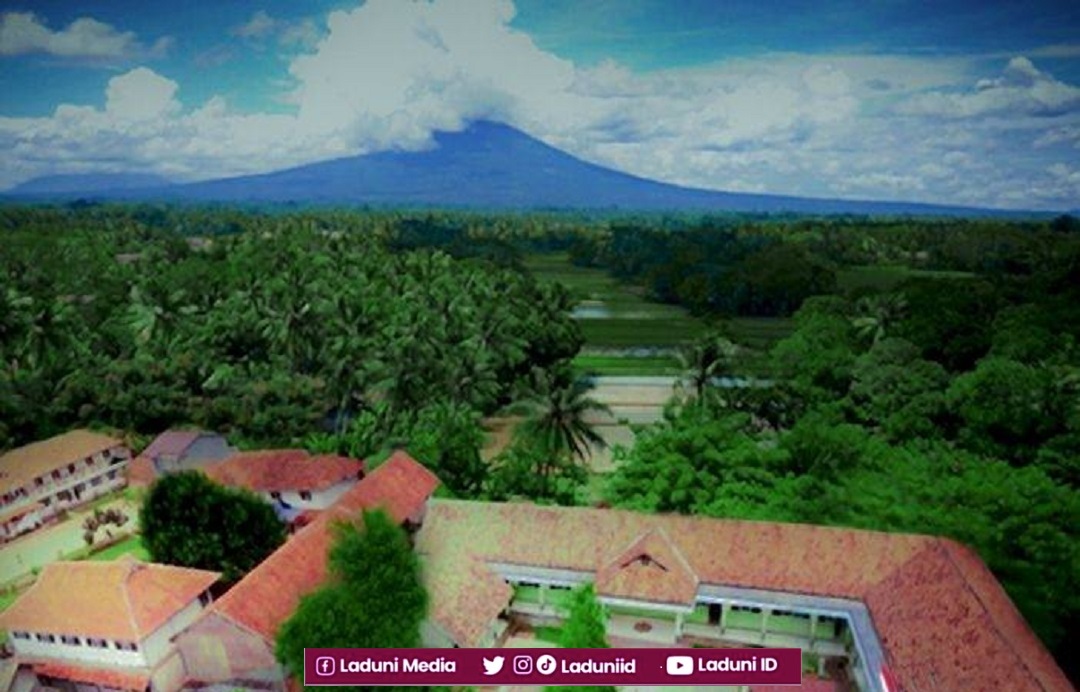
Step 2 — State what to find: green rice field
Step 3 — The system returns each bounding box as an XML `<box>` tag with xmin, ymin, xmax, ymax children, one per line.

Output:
<box><xmin>524</xmin><ymin>253</ymin><xmax>794</xmax><ymax>355</ymax></box>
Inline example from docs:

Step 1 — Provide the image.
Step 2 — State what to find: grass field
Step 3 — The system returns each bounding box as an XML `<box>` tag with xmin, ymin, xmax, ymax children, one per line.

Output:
<box><xmin>525</xmin><ymin>253</ymin><xmax>794</xmax><ymax>354</ymax></box>
<box><xmin>87</xmin><ymin>535</ymin><xmax>149</xmax><ymax>562</ymax></box>
<box><xmin>838</xmin><ymin>265</ymin><xmax>977</xmax><ymax>292</ymax></box>
<box><xmin>0</xmin><ymin>588</ymin><xmax>20</xmax><ymax>613</ymax></box>
<box><xmin>573</xmin><ymin>354</ymin><xmax>681</xmax><ymax>376</ymax></box>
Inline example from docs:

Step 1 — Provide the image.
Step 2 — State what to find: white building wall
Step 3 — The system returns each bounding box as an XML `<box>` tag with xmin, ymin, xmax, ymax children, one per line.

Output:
<box><xmin>12</xmin><ymin>635</ymin><xmax>145</xmax><ymax>668</ymax></box>
<box><xmin>8</xmin><ymin>596</ymin><xmax>206</xmax><ymax>671</ymax></box>
<box><xmin>269</xmin><ymin>478</ymin><xmax>357</xmax><ymax>511</ymax></box>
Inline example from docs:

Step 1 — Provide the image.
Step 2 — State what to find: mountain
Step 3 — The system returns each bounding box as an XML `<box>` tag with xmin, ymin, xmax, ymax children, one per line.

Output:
<box><xmin>1</xmin><ymin>122</ymin><xmax>1046</xmax><ymax>216</ymax></box>
<box><xmin>8</xmin><ymin>173</ymin><xmax>173</xmax><ymax>196</ymax></box>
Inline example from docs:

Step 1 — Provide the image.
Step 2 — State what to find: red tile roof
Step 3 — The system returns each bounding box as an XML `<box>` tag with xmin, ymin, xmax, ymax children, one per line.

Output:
<box><xmin>203</xmin><ymin>450</ymin><xmax>364</xmax><ymax>493</ymax></box>
<box><xmin>0</xmin><ymin>556</ymin><xmax>220</xmax><ymax>641</ymax></box>
<box><xmin>595</xmin><ymin>528</ymin><xmax>699</xmax><ymax>606</ymax></box>
<box><xmin>127</xmin><ymin>455</ymin><xmax>158</xmax><ymax>487</ymax></box>
<box><xmin>416</xmin><ymin>501</ymin><xmax>1073</xmax><ymax>692</ymax></box>
<box><xmin>29</xmin><ymin>660</ymin><xmax>150</xmax><ymax>691</ymax></box>
<box><xmin>207</xmin><ymin>452</ymin><xmax>439</xmax><ymax>641</ymax></box>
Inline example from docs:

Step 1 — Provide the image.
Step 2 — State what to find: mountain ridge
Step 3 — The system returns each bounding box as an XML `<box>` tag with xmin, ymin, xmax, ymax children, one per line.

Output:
<box><xmin>2</xmin><ymin>122</ymin><xmax>1053</xmax><ymax>217</ymax></box>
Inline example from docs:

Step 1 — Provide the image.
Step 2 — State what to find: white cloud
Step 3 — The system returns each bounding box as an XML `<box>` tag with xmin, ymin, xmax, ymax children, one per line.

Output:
<box><xmin>898</xmin><ymin>56</ymin><xmax>1080</xmax><ymax>118</ymax></box>
<box><xmin>0</xmin><ymin>11</ymin><xmax>168</xmax><ymax>60</ymax></box>
<box><xmin>232</xmin><ymin>11</ymin><xmax>324</xmax><ymax>49</ymax></box>
<box><xmin>1</xmin><ymin>0</ymin><xmax>1079</xmax><ymax>210</ymax></box>
<box><xmin>234</xmin><ymin>11</ymin><xmax>278</xmax><ymax>40</ymax></box>
<box><xmin>105</xmin><ymin>68</ymin><xmax>181</xmax><ymax>121</ymax></box>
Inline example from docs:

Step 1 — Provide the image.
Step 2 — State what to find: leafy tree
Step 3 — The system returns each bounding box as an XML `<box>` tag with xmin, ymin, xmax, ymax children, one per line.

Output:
<box><xmin>847</xmin><ymin>338</ymin><xmax>950</xmax><ymax>441</ymax></box>
<box><xmin>402</xmin><ymin>400</ymin><xmax>487</xmax><ymax>497</ymax></box>
<box><xmin>275</xmin><ymin>510</ymin><xmax>428</xmax><ymax>692</ymax></box>
<box><xmin>946</xmin><ymin>357</ymin><xmax>1064</xmax><ymax>465</ymax></box>
<box><xmin>140</xmin><ymin>471</ymin><xmax>285</xmax><ymax>584</ymax></box>
<box><xmin>769</xmin><ymin>305</ymin><xmax>858</xmax><ymax>404</ymax></box>
<box><xmin>607</xmin><ymin>404</ymin><xmax>795</xmax><ymax>520</ymax></box>
<box><xmin>546</xmin><ymin>584</ymin><xmax>615</xmax><ymax>692</ymax></box>
<box><xmin>485</xmin><ymin>437</ymin><xmax>587</xmax><ymax>506</ymax></box>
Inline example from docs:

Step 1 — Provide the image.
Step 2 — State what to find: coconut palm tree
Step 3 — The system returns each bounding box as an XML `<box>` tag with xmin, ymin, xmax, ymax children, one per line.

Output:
<box><xmin>520</xmin><ymin>367</ymin><xmax>611</xmax><ymax>463</ymax></box>
<box><xmin>678</xmin><ymin>330</ymin><xmax>740</xmax><ymax>398</ymax></box>
<box><xmin>852</xmin><ymin>293</ymin><xmax>908</xmax><ymax>346</ymax></box>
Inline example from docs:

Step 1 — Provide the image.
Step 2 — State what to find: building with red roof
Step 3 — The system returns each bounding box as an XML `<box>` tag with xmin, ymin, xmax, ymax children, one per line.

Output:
<box><xmin>415</xmin><ymin>500</ymin><xmax>1073</xmax><ymax>692</ymax></box>
<box><xmin>173</xmin><ymin>451</ymin><xmax>441</xmax><ymax>689</ymax></box>
<box><xmin>201</xmin><ymin>449</ymin><xmax>367</xmax><ymax>524</ymax></box>
<box><xmin>0</xmin><ymin>556</ymin><xmax>220</xmax><ymax>692</ymax></box>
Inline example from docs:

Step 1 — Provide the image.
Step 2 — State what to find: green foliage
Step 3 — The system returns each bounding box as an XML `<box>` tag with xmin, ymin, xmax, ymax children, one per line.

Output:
<box><xmin>607</xmin><ymin>404</ymin><xmax>796</xmax><ymax>519</ymax></box>
<box><xmin>546</xmin><ymin>584</ymin><xmax>615</xmax><ymax>692</ymax></box>
<box><xmin>275</xmin><ymin>510</ymin><xmax>427</xmax><ymax>692</ymax></box>
<box><xmin>0</xmin><ymin>209</ymin><xmax>582</xmax><ymax>450</ymax></box>
<box><xmin>140</xmin><ymin>471</ymin><xmax>285</xmax><ymax>584</ymax></box>
<box><xmin>848</xmin><ymin>338</ymin><xmax>950</xmax><ymax>441</ymax></box>
<box><xmin>947</xmin><ymin>357</ymin><xmax>1065</xmax><ymax>465</ymax></box>
<box><xmin>485</xmin><ymin>437</ymin><xmax>587</xmax><ymax>506</ymax></box>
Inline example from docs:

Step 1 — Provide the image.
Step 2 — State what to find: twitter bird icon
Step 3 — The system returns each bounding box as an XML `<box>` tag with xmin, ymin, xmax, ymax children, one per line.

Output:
<box><xmin>482</xmin><ymin>656</ymin><xmax>505</xmax><ymax>675</ymax></box>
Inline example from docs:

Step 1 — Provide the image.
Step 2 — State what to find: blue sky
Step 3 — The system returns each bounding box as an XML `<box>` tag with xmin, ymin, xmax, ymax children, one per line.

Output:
<box><xmin>1</xmin><ymin>0</ymin><xmax>1079</xmax><ymax>209</ymax></box>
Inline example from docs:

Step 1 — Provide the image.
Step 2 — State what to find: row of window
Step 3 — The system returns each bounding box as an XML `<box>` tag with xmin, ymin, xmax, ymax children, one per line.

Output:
<box><xmin>10</xmin><ymin>631</ymin><xmax>138</xmax><ymax>651</ymax></box>
<box><xmin>1</xmin><ymin>455</ymin><xmax>124</xmax><ymax>508</ymax></box>
<box><xmin>270</xmin><ymin>490</ymin><xmax>313</xmax><ymax>501</ymax></box>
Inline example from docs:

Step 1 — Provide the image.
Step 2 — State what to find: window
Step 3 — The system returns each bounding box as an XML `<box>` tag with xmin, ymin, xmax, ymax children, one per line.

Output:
<box><xmin>199</xmin><ymin>591</ymin><xmax>212</xmax><ymax>607</ymax></box>
<box><xmin>86</xmin><ymin>458</ymin><xmax>94</xmax><ymax>467</ymax></box>
<box><xmin>87</xmin><ymin>638</ymin><xmax>108</xmax><ymax>648</ymax></box>
<box><xmin>61</xmin><ymin>635</ymin><xmax>82</xmax><ymax>646</ymax></box>
<box><xmin>35</xmin><ymin>477</ymin><xmax>44</xmax><ymax>486</ymax></box>
<box><xmin>106</xmin><ymin>470</ymin><xmax>117</xmax><ymax>480</ymax></box>
<box><xmin>52</xmin><ymin>470</ymin><xmax>61</xmax><ymax>480</ymax></box>
<box><xmin>116</xmin><ymin>641</ymin><xmax>138</xmax><ymax>651</ymax></box>
<box><xmin>299</xmin><ymin>490</ymin><xmax>312</xmax><ymax>501</ymax></box>
<box><xmin>270</xmin><ymin>491</ymin><xmax>281</xmax><ymax>500</ymax></box>
<box><xmin>36</xmin><ymin>633</ymin><xmax>56</xmax><ymax>643</ymax></box>
<box><xmin>12</xmin><ymin>631</ymin><xmax>29</xmax><ymax>640</ymax></box>
<box><xmin>68</xmin><ymin>464</ymin><xmax>75</xmax><ymax>474</ymax></box>
<box><xmin>91</xmin><ymin>476</ymin><xmax>102</xmax><ymax>487</ymax></box>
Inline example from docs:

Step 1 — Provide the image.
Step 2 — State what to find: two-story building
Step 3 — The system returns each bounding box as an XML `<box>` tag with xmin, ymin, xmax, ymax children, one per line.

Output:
<box><xmin>415</xmin><ymin>500</ymin><xmax>1074</xmax><ymax>692</ymax></box>
<box><xmin>0</xmin><ymin>430</ymin><xmax>132</xmax><ymax>543</ymax></box>
<box><xmin>0</xmin><ymin>556</ymin><xmax>220</xmax><ymax>692</ymax></box>
<box><xmin>126</xmin><ymin>430</ymin><xmax>236</xmax><ymax>488</ymax></box>
<box><xmin>201</xmin><ymin>449</ymin><xmax>366</xmax><ymax>524</ymax></box>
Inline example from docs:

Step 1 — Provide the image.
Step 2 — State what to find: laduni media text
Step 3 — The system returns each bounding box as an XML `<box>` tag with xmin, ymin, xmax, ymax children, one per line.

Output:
<box><xmin>337</xmin><ymin>656</ymin><xmax>456</xmax><ymax>673</ymax></box>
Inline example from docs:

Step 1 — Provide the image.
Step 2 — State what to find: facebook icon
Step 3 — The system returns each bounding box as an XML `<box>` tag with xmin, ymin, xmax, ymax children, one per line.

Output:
<box><xmin>315</xmin><ymin>657</ymin><xmax>336</xmax><ymax>676</ymax></box>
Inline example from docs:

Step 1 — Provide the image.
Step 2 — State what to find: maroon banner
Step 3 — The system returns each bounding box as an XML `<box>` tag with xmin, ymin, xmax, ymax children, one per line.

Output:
<box><xmin>304</xmin><ymin>647</ymin><xmax>802</xmax><ymax>686</ymax></box>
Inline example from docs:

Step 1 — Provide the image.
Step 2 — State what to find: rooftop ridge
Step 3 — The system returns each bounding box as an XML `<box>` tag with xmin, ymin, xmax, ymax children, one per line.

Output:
<box><xmin>935</xmin><ymin>539</ymin><xmax>1058</xmax><ymax>691</ymax></box>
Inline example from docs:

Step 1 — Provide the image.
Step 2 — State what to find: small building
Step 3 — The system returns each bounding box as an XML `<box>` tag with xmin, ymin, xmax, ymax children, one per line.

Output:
<box><xmin>202</xmin><ymin>450</ymin><xmax>366</xmax><ymax>524</ymax></box>
<box><xmin>0</xmin><ymin>556</ymin><xmax>219</xmax><ymax>692</ymax></box>
<box><xmin>0</xmin><ymin>430</ymin><xmax>131</xmax><ymax>543</ymax></box>
<box><xmin>127</xmin><ymin>430</ymin><xmax>236</xmax><ymax>488</ymax></box>
<box><xmin>173</xmin><ymin>452</ymin><xmax>440</xmax><ymax>690</ymax></box>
